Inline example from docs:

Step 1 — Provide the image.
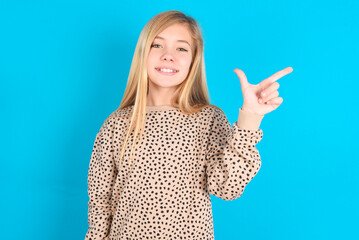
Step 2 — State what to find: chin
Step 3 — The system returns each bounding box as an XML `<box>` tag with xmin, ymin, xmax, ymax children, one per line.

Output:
<box><xmin>150</xmin><ymin>79</ymin><xmax>182</xmax><ymax>88</ymax></box>
<box><xmin>148</xmin><ymin>72</ymin><xmax>186</xmax><ymax>88</ymax></box>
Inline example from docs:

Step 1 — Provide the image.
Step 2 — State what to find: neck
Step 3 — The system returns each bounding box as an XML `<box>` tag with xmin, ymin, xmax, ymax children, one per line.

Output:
<box><xmin>146</xmin><ymin>83</ymin><xmax>176</xmax><ymax>106</ymax></box>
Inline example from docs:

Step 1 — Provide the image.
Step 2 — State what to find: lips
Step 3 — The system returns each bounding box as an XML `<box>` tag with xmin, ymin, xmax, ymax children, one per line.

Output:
<box><xmin>155</xmin><ymin>67</ymin><xmax>179</xmax><ymax>76</ymax></box>
<box><xmin>155</xmin><ymin>67</ymin><xmax>179</xmax><ymax>72</ymax></box>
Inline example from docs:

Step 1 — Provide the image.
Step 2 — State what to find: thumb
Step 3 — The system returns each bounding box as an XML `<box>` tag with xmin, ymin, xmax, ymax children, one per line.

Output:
<box><xmin>233</xmin><ymin>68</ymin><xmax>249</xmax><ymax>90</ymax></box>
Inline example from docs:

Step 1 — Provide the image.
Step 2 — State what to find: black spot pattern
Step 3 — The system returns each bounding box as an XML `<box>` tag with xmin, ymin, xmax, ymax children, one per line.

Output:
<box><xmin>85</xmin><ymin>105</ymin><xmax>264</xmax><ymax>240</ymax></box>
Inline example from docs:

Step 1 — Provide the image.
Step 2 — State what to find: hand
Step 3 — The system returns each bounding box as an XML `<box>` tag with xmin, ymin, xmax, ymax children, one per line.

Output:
<box><xmin>234</xmin><ymin>67</ymin><xmax>293</xmax><ymax>115</ymax></box>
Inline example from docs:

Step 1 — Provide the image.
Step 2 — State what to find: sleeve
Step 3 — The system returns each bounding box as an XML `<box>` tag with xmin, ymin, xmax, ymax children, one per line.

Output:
<box><xmin>85</xmin><ymin>116</ymin><xmax>118</xmax><ymax>240</ymax></box>
<box><xmin>204</xmin><ymin>107</ymin><xmax>264</xmax><ymax>201</ymax></box>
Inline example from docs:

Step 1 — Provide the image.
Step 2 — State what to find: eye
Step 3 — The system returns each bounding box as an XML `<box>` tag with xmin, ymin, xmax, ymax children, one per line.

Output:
<box><xmin>151</xmin><ymin>44</ymin><xmax>188</xmax><ymax>52</ymax></box>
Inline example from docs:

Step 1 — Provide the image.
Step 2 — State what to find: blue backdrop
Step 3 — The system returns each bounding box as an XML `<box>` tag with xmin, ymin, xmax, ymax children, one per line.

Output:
<box><xmin>1</xmin><ymin>0</ymin><xmax>358</xmax><ymax>239</ymax></box>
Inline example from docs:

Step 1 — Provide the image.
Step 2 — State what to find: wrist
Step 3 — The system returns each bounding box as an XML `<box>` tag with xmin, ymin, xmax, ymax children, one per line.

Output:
<box><xmin>241</xmin><ymin>107</ymin><xmax>258</xmax><ymax>115</ymax></box>
<box><xmin>237</xmin><ymin>107</ymin><xmax>264</xmax><ymax>130</ymax></box>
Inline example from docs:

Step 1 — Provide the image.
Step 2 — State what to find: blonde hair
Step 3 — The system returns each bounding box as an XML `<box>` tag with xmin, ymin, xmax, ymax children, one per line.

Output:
<box><xmin>114</xmin><ymin>10</ymin><xmax>219</xmax><ymax>171</ymax></box>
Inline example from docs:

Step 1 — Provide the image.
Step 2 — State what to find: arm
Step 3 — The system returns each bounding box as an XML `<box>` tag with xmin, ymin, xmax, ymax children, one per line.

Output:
<box><xmin>205</xmin><ymin>107</ymin><xmax>264</xmax><ymax>201</ymax></box>
<box><xmin>85</xmin><ymin>117</ymin><xmax>118</xmax><ymax>240</ymax></box>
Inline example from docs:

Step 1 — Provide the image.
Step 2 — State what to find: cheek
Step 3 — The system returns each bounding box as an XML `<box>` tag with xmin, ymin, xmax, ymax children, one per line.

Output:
<box><xmin>147</xmin><ymin>53</ymin><xmax>155</xmax><ymax>67</ymax></box>
<box><xmin>179</xmin><ymin>55</ymin><xmax>192</xmax><ymax>70</ymax></box>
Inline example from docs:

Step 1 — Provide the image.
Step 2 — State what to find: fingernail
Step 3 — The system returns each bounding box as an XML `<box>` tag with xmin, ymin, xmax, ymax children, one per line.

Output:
<box><xmin>262</xmin><ymin>92</ymin><xmax>266</xmax><ymax>97</ymax></box>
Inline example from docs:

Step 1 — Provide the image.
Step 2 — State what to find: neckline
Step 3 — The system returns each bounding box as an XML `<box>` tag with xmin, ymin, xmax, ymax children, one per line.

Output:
<box><xmin>145</xmin><ymin>105</ymin><xmax>178</xmax><ymax>111</ymax></box>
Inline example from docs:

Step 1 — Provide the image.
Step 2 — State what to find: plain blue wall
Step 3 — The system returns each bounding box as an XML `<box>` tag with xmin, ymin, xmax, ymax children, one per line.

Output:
<box><xmin>1</xmin><ymin>0</ymin><xmax>358</xmax><ymax>239</ymax></box>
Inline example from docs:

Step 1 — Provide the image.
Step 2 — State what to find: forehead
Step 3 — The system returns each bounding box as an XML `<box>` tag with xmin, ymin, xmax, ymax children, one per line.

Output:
<box><xmin>154</xmin><ymin>23</ymin><xmax>192</xmax><ymax>46</ymax></box>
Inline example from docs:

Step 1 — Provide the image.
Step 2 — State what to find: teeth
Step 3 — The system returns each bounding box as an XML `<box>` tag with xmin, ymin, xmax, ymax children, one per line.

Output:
<box><xmin>158</xmin><ymin>68</ymin><xmax>177</xmax><ymax>73</ymax></box>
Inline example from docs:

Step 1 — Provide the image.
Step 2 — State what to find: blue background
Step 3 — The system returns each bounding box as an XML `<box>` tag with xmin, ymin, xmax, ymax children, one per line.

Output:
<box><xmin>1</xmin><ymin>0</ymin><xmax>358</xmax><ymax>239</ymax></box>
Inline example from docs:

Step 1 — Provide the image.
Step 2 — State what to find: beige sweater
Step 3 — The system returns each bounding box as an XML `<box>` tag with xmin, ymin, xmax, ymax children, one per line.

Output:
<box><xmin>85</xmin><ymin>104</ymin><xmax>264</xmax><ymax>240</ymax></box>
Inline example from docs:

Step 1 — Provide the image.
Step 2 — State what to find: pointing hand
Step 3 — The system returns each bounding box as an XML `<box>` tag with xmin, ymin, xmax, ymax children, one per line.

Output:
<box><xmin>234</xmin><ymin>67</ymin><xmax>293</xmax><ymax>115</ymax></box>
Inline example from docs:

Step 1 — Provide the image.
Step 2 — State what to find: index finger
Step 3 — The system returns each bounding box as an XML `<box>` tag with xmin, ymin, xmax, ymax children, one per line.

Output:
<box><xmin>261</xmin><ymin>67</ymin><xmax>293</xmax><ymax>86</ymax></box>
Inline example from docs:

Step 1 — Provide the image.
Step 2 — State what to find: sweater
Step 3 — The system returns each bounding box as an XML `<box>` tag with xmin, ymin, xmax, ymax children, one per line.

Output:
<box><xmin>85</xmin><ymin>104</ymin><xmax>264</xmax><ymax>240</ymax></box>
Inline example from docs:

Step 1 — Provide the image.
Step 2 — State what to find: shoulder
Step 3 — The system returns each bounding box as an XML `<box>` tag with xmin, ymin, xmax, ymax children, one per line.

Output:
<box><xmin>201</xmin><ymin>104</ymin><xmax>227</xmax><ymax>119</ymax></box>
<box><xmin>196</xmin><ymin>104</ymin><xmax>222</xmax><ymax>114</ymax></box>
<box><xmin>196</xmin><ymin>105</ymin><xmax>229</xmax><ymax>127</ymax></box>
<box><xmin>99</xmin><ymin>105</ymin><xmax>133</xmax><ymax>132</ymax></box>
<box><xmin>108</xmin><ymin>105</ymin><xmax>133</xmax><ymax>119</ymax></box>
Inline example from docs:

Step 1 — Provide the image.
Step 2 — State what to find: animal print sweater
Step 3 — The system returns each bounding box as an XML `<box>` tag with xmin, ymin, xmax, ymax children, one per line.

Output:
<box><xmin>84</xmin><ymin>104</ymin><xmax>264</xmax><ymax>240</ymax></box>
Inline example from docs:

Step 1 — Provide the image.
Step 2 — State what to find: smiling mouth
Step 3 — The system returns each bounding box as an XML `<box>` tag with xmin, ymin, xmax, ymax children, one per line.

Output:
<box><xmin>155</xmin><ymin>67</ymin><xmax>179</xmax><ymax>73</ymax></box>
<box><xmin>155</xmin><ymin>67</ymin><xmax>179</xmax><ymax>76</ymax></box>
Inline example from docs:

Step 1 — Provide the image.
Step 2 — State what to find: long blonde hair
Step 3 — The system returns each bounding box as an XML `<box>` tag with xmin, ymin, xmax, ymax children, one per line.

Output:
<box><xmin>114</xmin><ymin>10</ymin><xmax>219</xmax><ymax>171</ymax></box>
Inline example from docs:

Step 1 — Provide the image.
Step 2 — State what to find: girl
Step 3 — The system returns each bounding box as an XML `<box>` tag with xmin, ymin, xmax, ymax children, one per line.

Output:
<box><xmin>85</xmin><ymin>10</ymin><xmax>293</xmax><ymax>240</ymax></box>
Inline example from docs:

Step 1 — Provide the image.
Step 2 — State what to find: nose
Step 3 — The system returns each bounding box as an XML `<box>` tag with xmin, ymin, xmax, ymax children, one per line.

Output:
<box><xmin>161</xmin><ymin>49</ymin><xmax>175</xmax><ymax>62</ymax></box>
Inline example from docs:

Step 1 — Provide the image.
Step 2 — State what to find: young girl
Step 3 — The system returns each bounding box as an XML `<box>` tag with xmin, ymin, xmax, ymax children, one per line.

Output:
<box><xmin>85</xmin><ymin>10</ymin><xmax>292</xmax><ymax>240</ymax></box>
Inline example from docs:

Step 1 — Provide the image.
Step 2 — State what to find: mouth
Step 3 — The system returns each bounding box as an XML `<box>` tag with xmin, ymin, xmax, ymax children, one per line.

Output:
<box><xmin>155</xmin><ymin>67</ymin><xmax>179</xmax><ymax>76</ymax></box>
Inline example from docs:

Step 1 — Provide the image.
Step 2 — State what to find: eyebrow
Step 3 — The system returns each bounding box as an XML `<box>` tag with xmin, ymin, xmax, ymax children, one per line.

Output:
<box><xmin>154</xmin><ymin>36</ymin><xmax>191</xmax><ymax>48</ymax></box>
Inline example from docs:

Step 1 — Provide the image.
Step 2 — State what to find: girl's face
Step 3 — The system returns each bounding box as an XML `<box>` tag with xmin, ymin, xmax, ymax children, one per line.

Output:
<box><xmin>147</xmin><ymin>23</ymin><xmax>193</xmax><ymax>90</ymax></box>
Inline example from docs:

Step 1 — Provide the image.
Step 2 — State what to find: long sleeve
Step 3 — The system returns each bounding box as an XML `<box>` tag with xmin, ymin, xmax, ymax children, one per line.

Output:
<box><xmin>85</xmin><ymin>116</ymin><xmax>118</xmax><ymax>240</ymax></box>
<box><xmin>204</xmin><ymin>107</ymin><xmax>264</xmax><ymax>201</ymax></box>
